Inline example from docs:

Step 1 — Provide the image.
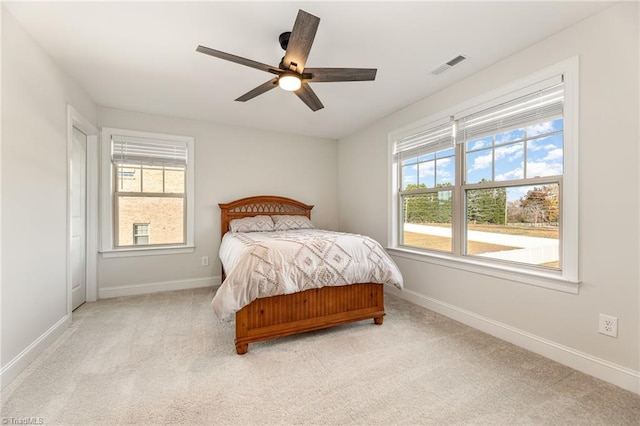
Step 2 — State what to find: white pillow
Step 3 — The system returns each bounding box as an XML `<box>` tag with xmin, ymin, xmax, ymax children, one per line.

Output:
<box><xmin>272</xmin><ymin>215</ymin><xmax>314</xmax><ymax>231</ymax></box>
<box><xmin>229</xmin><ymin>215</ymin><xmax>274</xmax><ymax>233</ymax></box>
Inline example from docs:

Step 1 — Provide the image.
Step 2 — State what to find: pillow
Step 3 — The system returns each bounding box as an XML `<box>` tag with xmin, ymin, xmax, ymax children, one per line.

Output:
<box><xmin>229</xmin><ymin>215</ymin><xmax>274</xmax><ymax>233</ymax></box>
<box><xmin>271</xmin><ymin>215</ymin><xmax>315</xmax><ymax>231</ymax></box>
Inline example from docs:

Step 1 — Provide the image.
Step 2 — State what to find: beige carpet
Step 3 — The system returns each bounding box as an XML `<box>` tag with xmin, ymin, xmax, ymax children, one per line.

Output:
<box><xmin>2</xmin><ymin>287</ymin><xmax>639</xmax><ymax>425</ymax></box>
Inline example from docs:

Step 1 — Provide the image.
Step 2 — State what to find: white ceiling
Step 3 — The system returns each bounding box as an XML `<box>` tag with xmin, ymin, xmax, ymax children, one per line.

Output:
<box><xmin>4</xmin><ymin>1</ymin><xmax>613</xmax><ymax>140</ymax></box>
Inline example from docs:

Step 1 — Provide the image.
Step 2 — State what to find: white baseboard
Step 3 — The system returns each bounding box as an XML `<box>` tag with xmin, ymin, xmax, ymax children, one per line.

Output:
<box><xmin>386</xmin><ymin>286</ymin><xmax>640</xmax><ymax>395</ymax></box>
<box><xmin>98</xmin><ymin>276</ymin><xmax>220</xmax><ymax>299</ymax></box>
<box><xmin>0</xmin><ymin>314</ymin><xmax>71</xmax><ymax>390</ymax></box>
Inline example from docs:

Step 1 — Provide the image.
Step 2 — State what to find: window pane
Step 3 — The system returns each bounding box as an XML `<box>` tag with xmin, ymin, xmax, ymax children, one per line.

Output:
<box><xmin>526</xmin><ymin>134</ymin><xmax>563</xmax><ymax>178</ymax></box>
<box><xmin>116</xmin><ymin>165</ymin><xmax>140</xmax><ymax>192</ymax></box>
<box><xmin>402</xmin><ymin>157</ymin><xmax>418</xmax><ymax>166</ymax></box>
<box><xmin>117</xmin><ymin>196</ymin><xmax>184</xmax><ymax>246</ymax></box>
<box><xmin>402</xmin><ymin>164</ymin><xmax>418</xmax><ymax>190</ymax></box>
<box><xmin>165</xmin><ymin>168</ymin><xmax>185</xmax><ymax>194</ymax></box>
<box><xmin>134</xmin><ymin>223</ymin><xmax>149</xmax><ymax>236</ymax></box>
<box><xmin>436</xmin><ymin>157</ymin><xmax>455</xmax><ymax>186</ymax></box>
<box><xmin>134</xmin><ymin>235</ymin><xmax>149</xmax><ymax>245</ymax></box>
<box><xmin>466</xmin><ymin>149</ymin><xmax>493</xmax><ymax>184</ymax></box>
<box><xmin>494</xmin><ymin>142</ymin><xmax>524</xmax><ymax>181</ymax></box>
<box><xmin>401</xmin><ymin>192</ymin><xmax>452</xmax><ymax>252</ymax></box>
<box><xmin>466</xmin><ymin>184</ymin><xmax>559</xmax><ymax>268</ymax></box>
<box><xmin>142</xmin><ymin>167</ymin><xmax>164</xmax><ymax>193</ymax></box>
<box><xmin>418</xmin><ymin>160</ymin><xmax>435</xmax><ymax>188</ymax></box>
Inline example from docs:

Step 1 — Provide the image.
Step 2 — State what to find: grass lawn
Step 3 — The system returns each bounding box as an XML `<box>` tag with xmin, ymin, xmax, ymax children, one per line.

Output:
<box><xmin>403</xmin><ymin>231</ymin><xmax>517</xmax><ymax>254</ymax></box>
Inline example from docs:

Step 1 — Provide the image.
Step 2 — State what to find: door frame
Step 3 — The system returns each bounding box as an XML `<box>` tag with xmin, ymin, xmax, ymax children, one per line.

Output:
<box><xmin>67</xmin><ymin>105</ymin><xmax>98</xmax><ymax>315</ymax></box>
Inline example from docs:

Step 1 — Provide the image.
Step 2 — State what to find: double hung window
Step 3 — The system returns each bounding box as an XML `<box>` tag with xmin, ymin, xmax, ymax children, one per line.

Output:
<box><xmin>100</xmin><ymin>128</ymin><xmax>195</xmax><ymax>256</ymax></box>
<box><xmin>133</xmin><ymin>223</ymin><xmax>150</xmax><ymax>245</ymax></box>
<box><xmin>397</xmin><ymin>119</ymin><xmax>456</xmax><ymax>252</ymax></box>
<box><xmin>391</xmin><ymin>59</ymin><xmax>578</xmax><ymax>287</ymax></box>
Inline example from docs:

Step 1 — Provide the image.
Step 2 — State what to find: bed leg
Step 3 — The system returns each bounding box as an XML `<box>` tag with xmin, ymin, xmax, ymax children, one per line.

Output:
<box><xmin>235</xmin><ymin>343</ymin><xmax>248</xmax><ymax>355</ymax></box>
<box><xmin>374</xmin><ymin>316</ymin><xmax>384</xmax><ymax>325</ymax></box>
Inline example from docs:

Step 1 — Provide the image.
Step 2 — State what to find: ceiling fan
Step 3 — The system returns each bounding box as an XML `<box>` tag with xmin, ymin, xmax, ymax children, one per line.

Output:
<box><xmin>196</xmin><ymin>9</ymin><xmax>377</xmax><ymax>112</ymax></box>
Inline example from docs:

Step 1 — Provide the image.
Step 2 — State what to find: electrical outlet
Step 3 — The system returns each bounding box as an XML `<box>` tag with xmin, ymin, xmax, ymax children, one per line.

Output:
<box><xmin>598</xmin><ymin>314</ymin><xmax>618</xmax><ymax>337</ymax></box>
<box><xmin>201</xmin><ymin>256</ymin><xmax>209</xmax><ymax>266</ymax></box>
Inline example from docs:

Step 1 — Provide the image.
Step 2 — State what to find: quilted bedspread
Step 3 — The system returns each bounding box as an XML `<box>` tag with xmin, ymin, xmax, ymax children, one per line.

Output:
<box><xmin>211</xmin><ymin>229</ymin><xmax>403</xmax><ymax>320</ymax></box>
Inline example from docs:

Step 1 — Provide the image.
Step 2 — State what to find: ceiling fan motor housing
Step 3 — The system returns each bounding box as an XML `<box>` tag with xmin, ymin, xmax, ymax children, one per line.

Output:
<box><xmin>279</xmin><ymin>32</ymin><xmax>291</xmax><ymax>50</ymax></box>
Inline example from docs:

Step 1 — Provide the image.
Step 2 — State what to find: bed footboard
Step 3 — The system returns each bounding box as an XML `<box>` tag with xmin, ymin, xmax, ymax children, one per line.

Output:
<box><xmin>234</xmin><ymin>283</ymin><xmax>385</xmax><ymax>354</ymax></box>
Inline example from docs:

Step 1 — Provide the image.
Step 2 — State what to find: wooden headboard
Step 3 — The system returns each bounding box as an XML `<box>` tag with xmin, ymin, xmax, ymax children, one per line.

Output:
<box><xmin>218</xmin><ymin>195</ymin><xmax>314</xmax><ymax>238</ymax></box>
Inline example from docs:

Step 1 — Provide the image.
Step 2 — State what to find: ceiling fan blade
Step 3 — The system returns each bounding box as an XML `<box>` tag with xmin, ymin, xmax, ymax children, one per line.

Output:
<box><xmin>304</xmin><ymin>68</ymin><xmax>377</xmax><ymax>82</ymax></box>
<box><xmin>235</xmin><ymin>78</ymin><xmax>279</xmax><ymax>102</ymax></box>
<box><xmin>282</xmin><ymin>10</ymin><xmax>320</xmax><ymax>72</ymax></box>
<box><xmin>295</xmin><ymin>83</ymin><xmax>324</xmax><ymax>111</ymax></box>
<box><xmin>196</xmin><ymin>45</ymin><xmax>281</xmax><ymax>75</ymax></box>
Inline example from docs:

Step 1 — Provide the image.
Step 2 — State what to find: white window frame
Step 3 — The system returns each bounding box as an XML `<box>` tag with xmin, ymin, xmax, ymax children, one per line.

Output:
<box><xmin>100</xmin><ymin>127</ymin><xmax>195</xmax><ymax>258</ymax></box>
<box><xmin>388</xmin><ymin>57</ymin><xmax>579</xmax><ymax>293</ymax></box>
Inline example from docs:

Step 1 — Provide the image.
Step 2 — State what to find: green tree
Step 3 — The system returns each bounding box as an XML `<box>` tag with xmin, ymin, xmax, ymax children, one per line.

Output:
<box><xmin>403</xmin><ymin>184</ymin><xmax>452</xmax><ymax>224</ymax></box>
<box><xmin>466</xmin><ymin>180</ymin><xmax>507</xmax><ymax>225</ymax></box>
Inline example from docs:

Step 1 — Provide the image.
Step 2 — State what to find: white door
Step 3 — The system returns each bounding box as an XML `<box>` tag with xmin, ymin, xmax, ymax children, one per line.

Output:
<box><xmin>71</xmin><ymin>126</ymin><xmax>87</xmax><ymax>310</ymax></box>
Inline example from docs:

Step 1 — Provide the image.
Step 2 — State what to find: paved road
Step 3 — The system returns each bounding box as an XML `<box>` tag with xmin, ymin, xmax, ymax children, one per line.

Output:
<box><xmin>404</xmin><ymin>223</ymin><xmax>559</xmax><ymax>264</ymax></box>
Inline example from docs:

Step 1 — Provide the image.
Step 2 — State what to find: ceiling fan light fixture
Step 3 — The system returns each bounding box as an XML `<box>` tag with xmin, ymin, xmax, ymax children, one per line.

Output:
<box><xmin>278</xmin><ymin>73</ymin><xmax>302</xmax><ymax>91</ymax></box>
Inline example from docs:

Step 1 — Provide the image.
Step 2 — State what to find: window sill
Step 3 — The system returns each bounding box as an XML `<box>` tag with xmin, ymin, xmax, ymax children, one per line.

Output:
<box><xmin>387</xmin><ymin>246</ymin><xmax>580</xmax><ymax>294</ymax></box>
<box><xmin>100</xmin><ymin>245</ymin><xmax>195</xmax><ymax>258</ymax></box>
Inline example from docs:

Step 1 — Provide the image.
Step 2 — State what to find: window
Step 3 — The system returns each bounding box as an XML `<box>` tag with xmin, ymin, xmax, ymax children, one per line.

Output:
<box><xmin>100</xmin><ymin>128</ymin><xmax>195</xmax><ymax>257</ymax></box>
<box><xmin>133</xmin><ymin>223</ymin><xmax>150</xmax><ymax>245</ymax></box>
<box><xmin>390</xmin><ymin>59</ymin><xmax>578</xmax><ymax>289</ymax></box>
<box><xmin>397</xmin><ymin>119</ymin><xmax>455</xmax><ymax>253</ymax></box>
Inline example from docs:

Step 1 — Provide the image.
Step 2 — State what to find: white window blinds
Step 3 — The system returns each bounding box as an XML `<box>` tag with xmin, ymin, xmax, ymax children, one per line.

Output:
<box><xmin>111</xmin><ymin>135</ymin><xmax>188</xmax><ymax>167</ymax></box>
<box><xmin>393</xmin><ymin>119</ymin><xmax>454</xmax><ymax>160</ymax></box>
<box><xmin>456</xmin><ymin>76</ymin><xmax>564</xmax><ymax>142</ymax></box>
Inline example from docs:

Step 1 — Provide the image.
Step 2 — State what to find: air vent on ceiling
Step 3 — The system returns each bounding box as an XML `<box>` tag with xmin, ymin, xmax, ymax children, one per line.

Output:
<box><xmin>430</xmin><ymin>54</ymin><xmax>468</xmax><ymax>76</ymax></box>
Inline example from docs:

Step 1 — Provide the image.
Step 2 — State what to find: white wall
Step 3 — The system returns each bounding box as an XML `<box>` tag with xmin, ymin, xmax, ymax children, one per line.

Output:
<box><xmin>1</xmin><ymin>8</ymin><xmax>97</xmax><ymax>387</ymax></box>
<box><xmin>96</xmin><ymin>107</ymin><xmax>338</xmax><ymax>295</ymax></box>
<box><xmin>338</xmin><ymin>3</ymin><xmax>639</xmax><ymax>391</ymax></box>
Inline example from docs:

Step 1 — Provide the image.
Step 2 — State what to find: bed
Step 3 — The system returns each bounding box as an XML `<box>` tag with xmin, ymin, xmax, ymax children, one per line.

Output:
<box><xmin>213</xmin><ymin>195</ymin><xmax>403</xmax><ymax>354</ymax></box>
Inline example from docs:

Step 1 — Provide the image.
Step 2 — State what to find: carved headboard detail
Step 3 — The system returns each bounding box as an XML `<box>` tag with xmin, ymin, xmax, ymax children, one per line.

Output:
<box><xmin>218</xmin><ymin>195</ymin><xmax>314</xmax><ymax>238</ymax></box>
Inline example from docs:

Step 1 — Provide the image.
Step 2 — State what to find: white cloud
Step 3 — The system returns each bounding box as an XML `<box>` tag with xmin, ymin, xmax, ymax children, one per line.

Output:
<box><xmin>418</xmin><ymin>162</ymin><xmax>435</xmax><ymax>177</ymax></box>
<box><xmin>528</xmin><ymin>134</ymin><xmax>561</xmax><ymax>152</ymax></box>
<box><xmin>527</xmin><ymin>160</ymin><xmax>563</xmax><ymax>178</ymax></box>
<box><xmin>544</xmin><ymin>148</ymin><xmax>563</xmax><ymax>161</ymax></box>
<box><xmin>495</xmin><ymin>129</ymin><xmax>524</xmax><ymax>144</ymax></box>
<box><xmin>470</xmin><ymin>152</ymin><xmax>492</xmax><ymax>171</ymax></box>
<box><xmin>495</xmin><ymin>143</ymin><xmax>523</xmax><ymax>162</ymax></box>
<box><xmin>471</xmin><ymin>140</ymin><xmax>489</xmax><ymax>150</ymax></box>
<box><xmin>436</xmin><ymin>159</ymin><xmax>453</xmax><ymax>182</ymax></box>
<box><xmin>527</xmin><ymin>121</ymin><xmax>554</xmax><ymax>137</ymax></box>
<box><xmin>495</xmin><ymin>168</ymin><xmax>524</xmax><ymax>181</ymax></box>
<box><xmin>437</xmin><ymin>157</ymin><xmax>452</xmax><ymax>168</ymax></box>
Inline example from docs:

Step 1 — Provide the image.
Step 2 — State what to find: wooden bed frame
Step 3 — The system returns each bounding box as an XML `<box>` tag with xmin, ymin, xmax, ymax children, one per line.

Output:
<box><xmin>218</xmin><ymin>195</ymin><xmax>385</xmax><ymax>355</ymax></box>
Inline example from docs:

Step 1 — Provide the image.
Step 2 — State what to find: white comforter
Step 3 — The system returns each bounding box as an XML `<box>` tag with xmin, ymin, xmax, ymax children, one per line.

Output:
<box><xmin>211</xmin><ymin>229</ymin><xmax>403</xmax><ymax>320</ymax></box>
